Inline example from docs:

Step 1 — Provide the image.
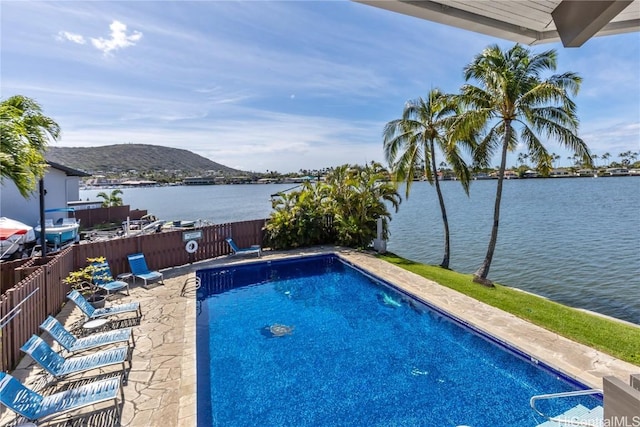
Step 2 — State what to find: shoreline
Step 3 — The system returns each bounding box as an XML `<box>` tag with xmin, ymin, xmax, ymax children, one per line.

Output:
<box><xmin>79</xmin><ymin>172</ymin><xmax>640</xmax><ymax>190</ymax></box>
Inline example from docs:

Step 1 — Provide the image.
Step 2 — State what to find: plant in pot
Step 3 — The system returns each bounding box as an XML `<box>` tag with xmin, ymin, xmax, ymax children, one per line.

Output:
<box><xmin>64</xmin><ymin>256</ymin><xmax>109</xmax><ymax>309</ymax></box>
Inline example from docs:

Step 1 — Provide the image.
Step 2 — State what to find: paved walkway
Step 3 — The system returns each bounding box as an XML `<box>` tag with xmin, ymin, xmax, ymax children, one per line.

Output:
<box><xmin>1</xmin><ymin>248</ymin><xmax>638</xmax><ymax>426</ymax></box>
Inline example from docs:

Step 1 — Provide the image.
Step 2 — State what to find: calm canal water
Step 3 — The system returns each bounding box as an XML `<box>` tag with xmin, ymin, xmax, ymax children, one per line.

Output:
<box><xmin>81</xmin><ymin>177</ymin><xmax>640</xmax><ymax>324</ymax></box>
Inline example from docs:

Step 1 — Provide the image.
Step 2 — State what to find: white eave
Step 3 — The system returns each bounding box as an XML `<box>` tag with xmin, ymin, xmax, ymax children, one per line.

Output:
<box><xmin>354</xmin><ymin>0</ymin><xmax>640</xmax><ymax>47</ymax></box>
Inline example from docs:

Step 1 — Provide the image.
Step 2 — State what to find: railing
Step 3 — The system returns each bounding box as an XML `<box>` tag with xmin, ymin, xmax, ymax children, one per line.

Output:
<box><xmin>0</xmin><ymin>219</ymin><xmax>266</xmax><ymax>372</ymax></box>
<box><xmin>0</xmin><ymin>288</ymin><xmax>40</xmax><ymax>371</ymax></box>
<box><xmin>530</xmin><ymin>389</ymin><xmax>603</xmax><ymax>427</ymax></box>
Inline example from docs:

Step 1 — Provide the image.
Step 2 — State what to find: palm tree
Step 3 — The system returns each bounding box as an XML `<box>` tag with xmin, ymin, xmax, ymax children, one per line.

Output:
<box><xmin>0</xmin><ymin>95</ymin><xmax>60</xmax><ymax>197</ymax></box>
<box><xmin>517</xmin><ymin>153</ymin><xmax>530</xmax><ymax>167</ymax></box>
<box><xmin>602</xmin><ymin>152</ymin><xmax>611</xmax><ymax>167</ymax></box>
<box><xmin>324</xmin><ymin>163</ymin><xmax>401</xmax><ymax>248</ymax></box>
<box><xmin>619</xmin><ymin>151</ymin><xmax>631</xmax><ymax>166</ymax></box>
<box><xmin>456</xmin><ymin>44</ymin><xmax>591</xmax><ymax>286</ymax></box>
<box><xmin>383</xmin><ymin>89</ymin><xmax>472</xmax><ymax>269</ymax></box>
<box><xmin>97</xmin><ymin>189</ymin><xmax>124</xmax><ymax>207</ymax></box>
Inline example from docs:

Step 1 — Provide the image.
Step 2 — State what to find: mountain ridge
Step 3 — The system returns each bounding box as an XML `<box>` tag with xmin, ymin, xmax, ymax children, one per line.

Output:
<box><xmin>45</xmin><ymin>144</ymin><xmax>246</xmax><ymax>176</ymax></box>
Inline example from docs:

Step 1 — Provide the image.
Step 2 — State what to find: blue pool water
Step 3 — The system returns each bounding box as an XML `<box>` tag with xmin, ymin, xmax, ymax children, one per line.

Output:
<box><xmin>196</xmin><ymin>255</ymin><xmax>601</xmax><ymax>426</ymax></box>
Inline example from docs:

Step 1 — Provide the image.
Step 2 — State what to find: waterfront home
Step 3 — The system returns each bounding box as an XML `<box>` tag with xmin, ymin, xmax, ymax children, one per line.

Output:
<box><xmin>577</xmin><ymin>168</ymin><xmax>596</xmax><ymax>177</ymax></box>
<box><xmin>550</xmin><ymin>168</ymin><xmax>572</xmax><ymax>178</ymax></box>
<box><xmin>605</xmin><ymin>168</ymin><xmax>630</xmax><ymax>176</ymax></box>
<box><xmin>472</xmin><ymin>172</ymin><xmax>492</xmax><ymax>180</ymax></box>
<box><xmin>183</xmin><ymin>176</ymin><xmax>217</xmax><ymax>185</ymax></box>
<box><xmin>0</xmin><ymin>161</ymin><xmax>90</xmax><ymax>227</ymax></box>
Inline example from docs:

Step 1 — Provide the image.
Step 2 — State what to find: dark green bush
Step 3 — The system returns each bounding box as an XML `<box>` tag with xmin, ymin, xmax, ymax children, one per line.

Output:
<box><xmin>265</xmin><ymin>162</ymin><xmax>401</xmax><ymax>250</ymax></box>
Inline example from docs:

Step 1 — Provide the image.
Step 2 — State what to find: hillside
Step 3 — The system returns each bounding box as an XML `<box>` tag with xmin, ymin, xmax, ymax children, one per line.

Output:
<box><xmin>45</xmin><ymin>144</ymin><xmax>245</xmax><ymax>176</ymax></box>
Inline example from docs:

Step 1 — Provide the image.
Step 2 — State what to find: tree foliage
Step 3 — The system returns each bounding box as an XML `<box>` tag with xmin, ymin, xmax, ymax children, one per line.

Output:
<box><xmin>0</xmin><ymin>95</ymin><xmax>60</xmax><ymax>197</ymax></box>
<box><xmin>265</xmin><ymin>162</ymin><xmax>401</xmax><ymax>250</ymax></box>
<box><xmin>455</xmin><ymin>44</ymin><xmax>591</xmax><ymax>284</ymax></box>
<box><xmin>96</xmin><ymin>189</ymin><xmax>124</xmax><ymax>207</ymax></box>
<box><xmin>383</xmin><ymin>88</ymin><xmax>473</xmax><ymax>269</ymax></box>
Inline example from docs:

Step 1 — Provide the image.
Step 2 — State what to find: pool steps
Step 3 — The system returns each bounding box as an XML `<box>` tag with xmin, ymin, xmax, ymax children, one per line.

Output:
<box><xmin>535</xmin><ymin>403</ymin><xmax>603</xmax><ymax>427</ymax></box>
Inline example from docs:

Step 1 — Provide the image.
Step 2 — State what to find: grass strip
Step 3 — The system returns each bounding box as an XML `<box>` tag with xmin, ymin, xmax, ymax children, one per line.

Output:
<box><xmin>379</xmin><ymin>253</ymin><xmax>639</xmax><ymax>366</ymax></box>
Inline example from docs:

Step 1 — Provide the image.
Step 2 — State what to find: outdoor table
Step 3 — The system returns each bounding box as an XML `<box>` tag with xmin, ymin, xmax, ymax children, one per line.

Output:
<box><xmin>82</xmin><ymin>318</ymin><xmax>109</xmax><ymax>333</ymax></box>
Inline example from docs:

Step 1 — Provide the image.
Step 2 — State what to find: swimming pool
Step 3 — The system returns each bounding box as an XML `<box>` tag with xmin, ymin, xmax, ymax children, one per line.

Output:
<box><xmin>196</xmin><ymin>254</ymin><xmax>601</xmax><ymax>426</ymax></box>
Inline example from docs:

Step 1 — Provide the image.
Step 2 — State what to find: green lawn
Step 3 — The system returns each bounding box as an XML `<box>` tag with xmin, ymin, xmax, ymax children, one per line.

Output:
<box><xmin>379</xmin><ymin>253</ymin><xmax>640</xmax><ymax>366</ymax></box>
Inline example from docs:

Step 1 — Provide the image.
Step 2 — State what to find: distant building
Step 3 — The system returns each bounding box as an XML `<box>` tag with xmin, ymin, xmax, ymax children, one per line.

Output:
<box><xmin>183</xmin><ymin>177</ymin><xmax>216</xmax><ymax>185</ymax></box>
<box><xmin>121</xmin><ymin>180</ymin><xmax>157</xmax><ymax>186</ymax></box>
<box><xmin>605</xmin><ymin>168</ymin><xmax>630</xmax><ymax>176</ymax></box>
<box><xmin>576</xmin><ymin>169</ymin><xmax>596</xmax><ymax>177</ymax></box>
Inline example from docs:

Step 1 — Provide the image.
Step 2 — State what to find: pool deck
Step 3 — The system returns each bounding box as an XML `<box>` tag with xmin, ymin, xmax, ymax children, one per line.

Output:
<box><xmin>1</xmin><ymin>247</ymin><xmax>638</xmax><ymax>426</ymax></box>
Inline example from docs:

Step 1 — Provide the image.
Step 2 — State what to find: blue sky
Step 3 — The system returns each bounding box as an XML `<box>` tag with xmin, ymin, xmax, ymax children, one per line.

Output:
<box><xmin>2</xmin><ymin>1</ymin><xmax>639</xmax><ymax>173</ymax></box>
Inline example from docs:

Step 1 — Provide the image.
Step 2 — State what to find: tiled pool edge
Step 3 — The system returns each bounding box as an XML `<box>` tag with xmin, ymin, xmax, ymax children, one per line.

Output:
<box><xmin>178</xmin><ymin>278</ymin><xmax>197</xmax><ymax>427</ymax></box>
<box><xmin>336</xmin><ymin>249</ymin><xmax>639</xmax><ymax>389</ymax></box>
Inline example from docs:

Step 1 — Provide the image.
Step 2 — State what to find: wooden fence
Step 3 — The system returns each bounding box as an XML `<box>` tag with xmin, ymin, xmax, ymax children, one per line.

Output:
<box><xmin>0</xmin><ymin>259</ymin><xmax>32</xmax><ymax>294</ymax></box>
<box><xmin>0</xmin><ymin>219</ymin><xmax>266</xmax><ymax>372</ymax></box>
<box><xmin>74</xmin><ymin>205</ymin><xmax>148</xmax><ymax>229</ymax></box>
<box><xmin>0</xmin><ymin>248</ymin><xmax>74</xmax><ymax>372</ymax></box>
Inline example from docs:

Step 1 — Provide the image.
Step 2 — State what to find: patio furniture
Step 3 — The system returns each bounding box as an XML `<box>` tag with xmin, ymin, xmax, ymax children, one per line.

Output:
<box><xmin>67</xmin><ymin>289</ymin><xmax>142</xmax><ymax>320</ymax></box>
<box><xmin>92</xmin><ymin>260</ymin><xmax>130</xmax><ymax>297</ymax></box>
<box><xmin>225</xmin><ymin>237</ymin><xmax>262</xmax><ymax>257</ymax></box>
<box><xmin>127</xmin><ymin>253</ymin><xmax>164</xmax><ymax>286</ymax></box>
<box><xmin>40</xmin><ymin>315</ymin><xmax>135</xmax><ymax>355</ymax></box>
<box><xmin>20</xmin><ymin>335</ymin><xmax>130</xmax><ymax>383</ymax></box>
<box><xmin>0</xmin><ymin>372</ymin><xmax>123</xmax><ymax>425</ymax></box>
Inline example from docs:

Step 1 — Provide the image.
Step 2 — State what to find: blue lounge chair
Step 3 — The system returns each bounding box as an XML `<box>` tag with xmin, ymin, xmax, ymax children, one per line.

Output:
<box><xmin>0</xmin><ymin>372</ymin><xmax>123</xmax><ymax>424</ymax></box>
<box><xmin>40</xmin><ymin>315</ymin><xmax>135</xmax><ymax>354</ymax></box>
<box><xmin>225</xmin><ymin>237</ymin><xmax>262</xmax><ymax>257</ymax></box>
<box><xmin>92</xmin><ymin>260</ymin><xmax>129</xmax><ymax>296</ymax></box>
<box><xmin>127</xmin><ymin>253</ymin><xmax>164</xmax><ymax>286</ymax></box>
<box><xmin>20</xmin><ymin>335</ymin><xmax>130</xmax><ymax>382</ymax></box>
<box><xmin>67</xmin><ymin>289</ymin><xmax>142</xmax><ymax>320</ymax></box>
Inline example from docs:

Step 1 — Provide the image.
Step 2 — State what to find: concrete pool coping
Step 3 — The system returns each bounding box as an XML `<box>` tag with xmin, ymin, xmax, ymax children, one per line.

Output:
<box><xmin>2</xmin><ymin>247</ymin><xmax>637</xmax><ymax>426</ymax></box>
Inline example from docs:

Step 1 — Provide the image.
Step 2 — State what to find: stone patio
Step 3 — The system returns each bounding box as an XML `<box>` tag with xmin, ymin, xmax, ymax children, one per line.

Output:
<box><xmin>1</xmin><ymin>247</ymin><xmax>637</xmax><ymax>426</ymax></box>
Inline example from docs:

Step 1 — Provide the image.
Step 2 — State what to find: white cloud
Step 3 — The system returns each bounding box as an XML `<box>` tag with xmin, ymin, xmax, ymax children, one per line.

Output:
<box><xmin>90</xmin><ymin>20</ymin><xmax>142</xmax><ymax>55</ymax></box>
<box><xmin>57</xmin><ymin>31</ymin><xmax>85</xmax><ymax>44</ymax></box>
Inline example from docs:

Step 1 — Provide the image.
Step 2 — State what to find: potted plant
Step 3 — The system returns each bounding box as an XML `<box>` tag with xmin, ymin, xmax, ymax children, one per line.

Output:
<box><xmin>64</xmin><ymin>256</ymin><xmax>109</xmax><ymax>308</ymax></box>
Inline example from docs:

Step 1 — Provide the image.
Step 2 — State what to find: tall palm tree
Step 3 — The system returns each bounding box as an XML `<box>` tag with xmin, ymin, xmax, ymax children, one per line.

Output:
<box><xmin>456</xmin><ymin>44</ymin><xmax>591</xmax><ymax>286</ymax></box>
<box><xmin>0</xmin><ymin>95</ymin><xmax>60</xmax><ymax>197</ymax></box>
<box><xmin>383</xmin><ymin>89</ymin><xmax>472</xmax><ymax>269</ymax></box>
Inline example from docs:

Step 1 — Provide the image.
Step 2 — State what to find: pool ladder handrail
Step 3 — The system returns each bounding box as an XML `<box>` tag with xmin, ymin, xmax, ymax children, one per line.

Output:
<box><xmin>530</xmin><ymin>388</ymin><xmax>603</xmax><ymax>427</ymax></box>
<box><xmin>180</xmin><ymin>276</ymin><xmax>201</xmax><ymax>296</ymax></box>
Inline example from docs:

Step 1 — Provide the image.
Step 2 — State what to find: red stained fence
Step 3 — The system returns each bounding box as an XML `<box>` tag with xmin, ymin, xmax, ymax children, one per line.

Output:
<box><xmin>0</xmin><ymin>219</ymin><xmax>265</xmax><ymax>372</ymax></box>
<box><xmin>74</xmin><ymin>205</ymin><xmax>148</xmax><ymax>229</ymax></box>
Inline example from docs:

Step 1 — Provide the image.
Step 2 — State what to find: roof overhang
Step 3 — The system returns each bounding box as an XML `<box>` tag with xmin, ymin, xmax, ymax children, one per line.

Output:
<box><xmin>46</xmin><ymin>161</ymin><xmax>91</xmax><ymax>177</ymax></box>
<box><xmin>355</xmin><ymin>0</ymin><xmax>640</xmax><ymax>47</ymax></box>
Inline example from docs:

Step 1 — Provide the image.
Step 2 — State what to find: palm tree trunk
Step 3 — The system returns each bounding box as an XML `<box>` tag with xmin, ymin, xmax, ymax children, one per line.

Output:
<box><xmin>430</xmin><ymin>140</ymin><xmax>450</xmax><ymax>269</ymax></box>
<box><xmin>473</xmin><ymin>124</ymin><xmax>512</xmax><ymax>286</ymax></box>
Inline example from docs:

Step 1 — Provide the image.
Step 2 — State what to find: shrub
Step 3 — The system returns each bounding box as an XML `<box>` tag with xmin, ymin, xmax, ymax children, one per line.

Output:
<box><xmin>265</xmin><ymin>162</ymin><xmax>401</xmax><ymax>250</ymax></box>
